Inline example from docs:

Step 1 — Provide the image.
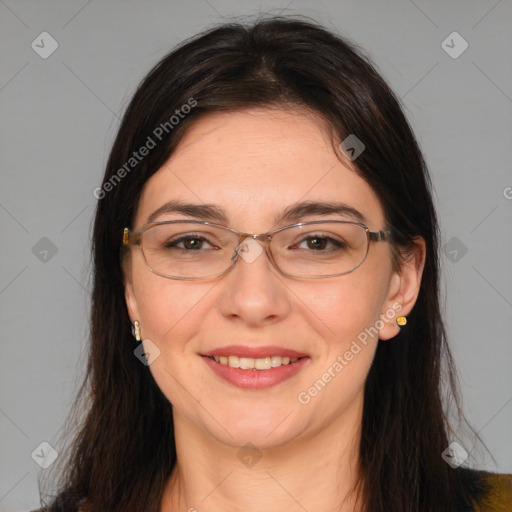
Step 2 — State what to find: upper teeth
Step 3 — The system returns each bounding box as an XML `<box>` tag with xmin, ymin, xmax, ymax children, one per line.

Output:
<box><xmin>211</xmin><ymin>355</ymin><xmax>299</xmax><ymax>370</ymax></box>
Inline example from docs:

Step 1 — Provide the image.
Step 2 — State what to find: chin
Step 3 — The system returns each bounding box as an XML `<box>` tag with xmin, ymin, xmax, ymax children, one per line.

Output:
<box><xmin>203</xmin><ymin>407</ymin><xmax>304</xmax><ymax>450</ymax></box>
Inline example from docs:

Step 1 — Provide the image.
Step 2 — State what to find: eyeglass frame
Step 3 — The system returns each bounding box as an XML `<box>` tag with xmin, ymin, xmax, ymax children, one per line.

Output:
<box><xmin>122</xmin><ymin>219</ymin><xmax>393</xmax><ymax>280</ymax></box>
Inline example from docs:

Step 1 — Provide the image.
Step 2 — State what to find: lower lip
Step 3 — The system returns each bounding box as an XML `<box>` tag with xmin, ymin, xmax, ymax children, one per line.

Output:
<box><xmin>201</xmin><ymin>356</ymin><xmax>310</xmax><ymax>389</ymax></box>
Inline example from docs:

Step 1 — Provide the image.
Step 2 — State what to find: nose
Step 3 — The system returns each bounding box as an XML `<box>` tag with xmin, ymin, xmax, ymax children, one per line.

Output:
<box><xmin>218</xmin><ymin>238</ymin><xmax>292</xmax><ymax>326</ymax></box>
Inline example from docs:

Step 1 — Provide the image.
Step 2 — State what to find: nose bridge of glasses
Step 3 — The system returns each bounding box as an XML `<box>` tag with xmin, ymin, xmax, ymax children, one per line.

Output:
<box><xmin>232</xmin><ymin>230</ymin><xmax>266</xmax><ymax>248</ymax></box>
<box><xmin>232</xmin><ymin>230</ymin><xmax>272</xmax><ymax>248</ymax></box>
<box><xmin>228</xmin><ymin>231</ymin><xmax>278</xmax><ymax>273</ymax></box>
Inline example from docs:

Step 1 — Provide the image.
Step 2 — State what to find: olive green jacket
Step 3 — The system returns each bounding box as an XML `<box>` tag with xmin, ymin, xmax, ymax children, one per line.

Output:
<box><xmin>473</xmin><ymin>472</ymin><xmax>512</xmax><ymax>511</ymax></box>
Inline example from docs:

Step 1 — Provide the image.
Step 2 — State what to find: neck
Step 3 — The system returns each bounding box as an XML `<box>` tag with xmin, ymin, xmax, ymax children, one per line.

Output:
<box><xmin>161</xmin><ymin>395</ymin><xmax>365</xmax><ymax>512</ymax></box>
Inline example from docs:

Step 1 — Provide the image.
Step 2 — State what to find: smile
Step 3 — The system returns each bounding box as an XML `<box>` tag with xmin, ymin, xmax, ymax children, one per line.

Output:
<box><xmin>208</xmin><ymin>355</ymin><xmax>300</xmax><ymax>370</ymax></box>
<box><xmin>202</xmin><ymin>354</ymin><xmax>310</xmax><ymax>389</ymax></box>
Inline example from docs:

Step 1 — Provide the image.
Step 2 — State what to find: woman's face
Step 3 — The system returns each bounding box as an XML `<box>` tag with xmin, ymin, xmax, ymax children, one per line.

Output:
<box><xmin>124</xmin><ymin>107</ymin><xmax>421</xmax><ymax>450</ymax></box>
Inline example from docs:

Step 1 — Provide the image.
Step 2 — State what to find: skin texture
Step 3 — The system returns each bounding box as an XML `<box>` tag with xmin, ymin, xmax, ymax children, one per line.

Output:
<box><xmin>124</xmin><ymin>108</ymin><xmax>426</xmax><ymax>512</ymax></box>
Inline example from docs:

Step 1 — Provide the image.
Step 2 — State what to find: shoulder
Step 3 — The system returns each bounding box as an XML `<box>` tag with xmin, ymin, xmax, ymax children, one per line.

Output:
<box><xmin>463</xmin><ymin>468</ymin><xmax>512</xmax><ymax>512</ymax></box>
<box><xmin>478</xmin><ymin>472</ymin><xmax>512</xmax><ymax>512</ymax></box>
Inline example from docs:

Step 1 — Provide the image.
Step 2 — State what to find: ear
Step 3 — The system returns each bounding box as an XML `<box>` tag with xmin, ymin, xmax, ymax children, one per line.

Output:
<box><xmin>378</xmin><ymin>236</ymin><xmax>426</xmax><ymax>341</ymax></box>
<box><xmin>124</xmin><ymin>274</ymin><xmax>141</xmax><ymax>325</ymax></box>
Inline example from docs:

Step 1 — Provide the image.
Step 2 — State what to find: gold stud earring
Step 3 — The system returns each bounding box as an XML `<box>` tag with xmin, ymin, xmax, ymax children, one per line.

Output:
<box><xmin>131</xmin><ymin>320</ymin><xmax>141</xmax><ymax>342</ymax></box>
<box><xmin>396</xmin><ymin>316</ymin><xmax>407</xmax><ymax>328</ymax></box>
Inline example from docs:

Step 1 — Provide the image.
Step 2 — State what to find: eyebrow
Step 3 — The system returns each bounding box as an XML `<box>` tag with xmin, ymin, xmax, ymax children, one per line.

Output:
<box><xmin>146</xmin><ymin>199</ymin><xmax>368</xmax><ymax>226</ymax></box>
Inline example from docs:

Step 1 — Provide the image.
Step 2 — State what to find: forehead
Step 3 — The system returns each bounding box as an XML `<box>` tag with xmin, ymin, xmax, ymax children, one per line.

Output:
<box><xmin>134</xmin><ymin>108</ymin><xmax>385</xmax><ymax>231</ymax></box>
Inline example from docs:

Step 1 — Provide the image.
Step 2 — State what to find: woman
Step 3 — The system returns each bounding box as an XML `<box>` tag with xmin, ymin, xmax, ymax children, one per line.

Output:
<box><xmin>36</xmin><ymin>16</ymin><xmax>511</xmax><ymax>512</ymax></box>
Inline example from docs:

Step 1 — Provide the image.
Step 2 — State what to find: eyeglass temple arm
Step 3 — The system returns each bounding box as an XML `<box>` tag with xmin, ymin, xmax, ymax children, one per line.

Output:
<box><xmin>123</xmin><ymin>228</ymin><xmax>142</xmax><ymax>246</ymax></box>
<box><xmin>369</xmin><ymin>229</ymin><xmax>392</xmax><ymax>242</ymax></box>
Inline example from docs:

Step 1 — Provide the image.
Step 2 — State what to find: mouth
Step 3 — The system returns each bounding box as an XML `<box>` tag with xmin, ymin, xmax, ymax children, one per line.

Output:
<box><xmin>200</xmin><ymin>346</ymin><xmax>310</xmax><ymax>389</ymax></box>
<box><xmin>204</xmin><ymin>354</ymin><xmax>304</xmax><ymax>370</ymax></box>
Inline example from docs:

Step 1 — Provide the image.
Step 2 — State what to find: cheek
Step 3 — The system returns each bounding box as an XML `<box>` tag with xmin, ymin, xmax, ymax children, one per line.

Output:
<box><xmin>132</xmin><ymin>267</ymin><xmax>211</xmax><ymax>349</ymax></box>
<box><xmin>294</xmin><ymin>273</ymin><xmax>388</xmax><ymax>416</ymax></box>
<box><xmin>132</xmin><ymin>274</ymin><xmax>213</xmax><ymax>406</ymax></box>
<box><xmin>300</xmin><ymin>271</ymin><xmax>386</xmax><ymax>348</ymax></box>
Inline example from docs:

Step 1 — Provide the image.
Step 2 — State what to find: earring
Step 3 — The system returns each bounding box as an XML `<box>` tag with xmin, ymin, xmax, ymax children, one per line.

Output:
<box><xmin>131</xmin><ymin>320</ymin><xmax>141</xmax><ymax>342</ymax></box>
<box><xmin>396</xmin><ymin>316</ymin><xmax>407</xmax><ymax>328</ymax></box>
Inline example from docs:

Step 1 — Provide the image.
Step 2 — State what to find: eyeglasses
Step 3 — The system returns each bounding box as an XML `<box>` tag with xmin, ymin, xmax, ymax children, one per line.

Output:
<box><xmin>122</xmin><ymin>220</ymin><xmax>392</xmax><ymax>280</ymax></box>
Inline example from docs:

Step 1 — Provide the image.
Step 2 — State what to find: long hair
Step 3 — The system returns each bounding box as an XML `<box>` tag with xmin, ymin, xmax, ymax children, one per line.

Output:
<box><xmin>40</xmin><ymin>15</ymin><xmax>491</xmax><ymax>512</ymax></box>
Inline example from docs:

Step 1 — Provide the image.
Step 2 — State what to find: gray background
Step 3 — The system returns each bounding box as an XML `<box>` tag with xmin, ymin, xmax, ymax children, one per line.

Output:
<box><xmin>1</xmin><ymin>0</ymin><xmax>511</xmax><ymax>510</ymax></box>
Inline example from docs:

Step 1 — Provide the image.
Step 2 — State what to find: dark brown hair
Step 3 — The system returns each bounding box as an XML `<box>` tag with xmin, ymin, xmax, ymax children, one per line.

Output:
<box><xmin>40</xmin><ymin>15</ymin><xmax>491</xmax><ymax>512</ymax></box>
